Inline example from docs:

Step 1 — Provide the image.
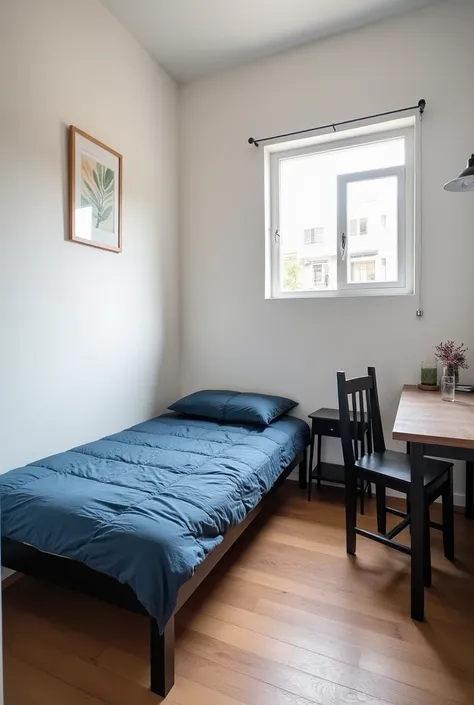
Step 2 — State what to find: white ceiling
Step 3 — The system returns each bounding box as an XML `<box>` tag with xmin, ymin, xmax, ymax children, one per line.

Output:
<box><xmin>101</xmin><ymin>0</ymin><xmax>441</xmax><ymax>82</ymax></box>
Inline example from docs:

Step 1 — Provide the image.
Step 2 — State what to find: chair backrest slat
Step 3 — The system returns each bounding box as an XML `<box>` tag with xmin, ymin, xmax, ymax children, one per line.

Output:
<box><xmin>351</xmin><ymin>391</ymin><xmax>358</xmax><ymax>460</ymax></box>
<box><xmin>366</xmin><ymin>386</ymin><xmax>374</xmax><ymax>454</ymax></box>
<box><xmin>368</xmin><ymin>366</ymin><xmax>386</xmax><ymax>453</ymax></box>
<box><xmin>358</xmin><ymin>389</ymin><xmax>365</xmax><ymax>456</ymax></box>
<box><xmin>345</xmin><ymin>377</ymin><xmax>372</xmax><ymax>394</ymax></box>
<box><xmin>337</xmin><ymin>367</ymin><xmax>386</xmax><ymax>471</ymax></box>
<box><xmin>337</xmin><ymin>371</ymin><xmax>355</xmax><ymax>470</ymax></box>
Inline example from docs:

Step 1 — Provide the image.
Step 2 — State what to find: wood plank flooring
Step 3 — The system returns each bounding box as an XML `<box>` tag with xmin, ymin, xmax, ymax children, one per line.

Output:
<box><xmin>4</xmin><ymin>483</ymin><xmax>474</xmax><ymax>705</ymax></box>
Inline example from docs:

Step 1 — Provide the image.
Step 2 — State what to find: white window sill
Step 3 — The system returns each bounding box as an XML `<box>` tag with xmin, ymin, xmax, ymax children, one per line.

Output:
<box><xmin>266</xmin><ymin>287</ymin><xmax>414</xmax><ymax>300</ymax></box>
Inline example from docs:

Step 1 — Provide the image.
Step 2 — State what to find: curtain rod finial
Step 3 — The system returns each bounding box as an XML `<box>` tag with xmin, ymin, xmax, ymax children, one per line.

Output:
<box><xmin>248</xmin><ymin>137</ymin><xmax>259</xmax><ymax>147</ymax></box>
<box><xmin>418</xmin><ymin>98</ymin><xmax>426</xmax><ymax>114</ymax></box>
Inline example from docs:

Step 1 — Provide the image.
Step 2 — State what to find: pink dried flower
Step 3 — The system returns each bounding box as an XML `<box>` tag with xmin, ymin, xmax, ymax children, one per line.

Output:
<box><xmin>434</xmin><ymin>340</ymin><xmax>469</xmax><ymax>369</ymax></box>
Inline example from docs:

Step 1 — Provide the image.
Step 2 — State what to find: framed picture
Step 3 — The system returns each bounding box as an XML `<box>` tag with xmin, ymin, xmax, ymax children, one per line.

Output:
<box><xmin>69</xmin><ymin>126</ymin><xmax>122</xmax><ymax>253</ymax></box>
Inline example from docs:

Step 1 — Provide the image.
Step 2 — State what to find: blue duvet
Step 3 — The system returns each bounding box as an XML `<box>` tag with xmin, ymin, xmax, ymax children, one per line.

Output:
<box><xmin>0</xmin><ymin>413</ymin><xmax>309</xmax><ymax>630</ymax></box>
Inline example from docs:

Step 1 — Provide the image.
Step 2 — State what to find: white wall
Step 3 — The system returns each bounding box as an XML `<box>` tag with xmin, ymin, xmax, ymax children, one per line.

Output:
<box><xmin>180</xmin><ymin>0</ymin><xmax>474</xmax><ymax>504</ymax></box>
<box><xmin>0</xmin><ymin>0</ymin><xmax>179</xmax><ymax>472</ymax></box>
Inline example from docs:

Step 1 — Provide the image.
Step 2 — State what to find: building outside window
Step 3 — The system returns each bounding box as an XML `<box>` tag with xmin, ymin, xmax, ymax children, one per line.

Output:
<box><xmin>312</xmin><ymin>261</ymin><xmax>329</xmax><ymax>287</ymax></box>
<box><xmin>303</xmin><ymin>226</ymin><xmax>325</xmax><ymax>244</ymax></box>
<box><xmin>349</xmin><ymin>217</ymin><xmax>369</xmax><ymax>236</ymax></box>
<box><xmin>351</xmin><ymin>259</ymin><xmax>376</xmax><ymax>282</ymax></box>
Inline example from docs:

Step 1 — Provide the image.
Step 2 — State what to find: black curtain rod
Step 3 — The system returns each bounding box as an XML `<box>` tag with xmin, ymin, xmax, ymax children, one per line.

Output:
<box><xmin>248</xmin><ymin>99</ymin><xmax>426</xmax><ymax>147</ymax></box>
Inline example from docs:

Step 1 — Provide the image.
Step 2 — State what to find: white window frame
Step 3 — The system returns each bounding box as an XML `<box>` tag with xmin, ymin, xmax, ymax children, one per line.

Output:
<box><xmin>337</xmin><ymin>165</ymin><xmax>407</xmax><ymax>292</ymax></box>
<box><xmin>266</xmin><ymin>122</ymin><xmax>416</xmax><ymax>299</ymax></box>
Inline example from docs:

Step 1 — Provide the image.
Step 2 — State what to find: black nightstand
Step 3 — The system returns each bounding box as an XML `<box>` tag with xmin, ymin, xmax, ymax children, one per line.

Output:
<box><xmin>308</xmin><ymin>408</ymin><xmax>371</xmax><ymax>510</ymax></box>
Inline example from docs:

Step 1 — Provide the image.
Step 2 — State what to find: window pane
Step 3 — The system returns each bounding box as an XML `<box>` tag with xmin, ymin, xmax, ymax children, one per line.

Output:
<box><xmin>351</xmin><ymin>259</ymin><xmax>376</xmax><ymax>282</ymax></box>
<box><xmin>278</xmin><ymin>138</ymin><xmax>403</xmax><ymax>292</ymax></box>
<box><xmin>346</xmin><ymin>176</ymin><xmax>398</xmax><ymax>284</ymax></box>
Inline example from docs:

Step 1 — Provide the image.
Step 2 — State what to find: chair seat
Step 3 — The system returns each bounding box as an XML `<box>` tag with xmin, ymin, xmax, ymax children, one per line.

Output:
<box><xmin>355</xmin><ymin>449</ymin><xmax>453</xmax><ymax>487</ymax></box>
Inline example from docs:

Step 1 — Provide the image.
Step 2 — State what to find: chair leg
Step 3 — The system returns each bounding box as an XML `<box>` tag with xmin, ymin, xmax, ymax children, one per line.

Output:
<box><xmin>423</xmin><ymin>501</ymin><xmax>432</xmax><ymax>588</ymax></box>
<box><xmin>367</xmin><ymin>481</ymin><xmax>373</xmax><ymax>500</ymax></box>
<box><xmin>376</xmin><ymin>485</ymin><xmax>387</xmax><ymax>535</ymax></box>
<box><xmin>443</xmin><ymin>471</ymin><xmax>455</xmax><ymax>562</ymax></box>
<box><xmin>466</xmin><ymin>461</ymin><xmax>474</xmax><ymax>519</ymax></box>
<box><xmin>345</xmin><ymin>469</ymin><xmax>358</xmax><ymax>556</ymax></box>
<box><xmin>359</xmin><ymin>478</ymin><xmax>365</xmax><ymax>516</ymax></box>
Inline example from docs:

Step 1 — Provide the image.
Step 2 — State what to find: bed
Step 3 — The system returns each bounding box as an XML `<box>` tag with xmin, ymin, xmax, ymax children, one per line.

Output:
<box><xmin>0</xmin><ymin>408</ymin><xmax>309</xmax><ymax>697</ymax></box>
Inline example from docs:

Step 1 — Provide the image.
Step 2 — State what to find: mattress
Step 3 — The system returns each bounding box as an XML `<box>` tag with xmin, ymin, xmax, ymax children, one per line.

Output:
<box><xmin>0</xmin><ymin>412</ymin><xmax>309</xmax><ymax>630</ymax></box>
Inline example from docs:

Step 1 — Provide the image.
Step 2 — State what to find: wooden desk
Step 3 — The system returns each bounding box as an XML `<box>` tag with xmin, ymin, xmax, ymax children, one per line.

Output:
<box><xmin>393</xmin><ymin>385</ymin><xmax>474</xmax><ymax>620</ymax></box>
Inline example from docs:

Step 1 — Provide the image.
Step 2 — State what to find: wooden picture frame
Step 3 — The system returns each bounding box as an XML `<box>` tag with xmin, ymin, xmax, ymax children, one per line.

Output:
<box><xmin>69</xmin><ymin>126</ymin><xmax>122</xmax><ymax>253</ymax></box>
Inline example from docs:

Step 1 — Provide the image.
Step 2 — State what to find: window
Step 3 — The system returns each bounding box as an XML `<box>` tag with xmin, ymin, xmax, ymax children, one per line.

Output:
<box><xmin>313</xmin><ymin>263</ymin><xmax>323</xmax><ymax>284</ymax></box>
<box><xmin>304</xmin><ymin>226</ymin><xmax>324</xmax><ymax>244</ymax></box>
<box><xmin>312</xmin><ymin>261</ymin><xmax>329</xmax><ymax>287</ymax></box>
<box><xmin>266</xmin><ymin>120</ymin><xmax>416</xmax><ymax>298</ymax></box>
<box><xmin>351</xmin><ymin>258</ymin><xmax>376</xmax><ymax>282</ymax></box>
<box><xmin>349</xmin><ymin>217</ymin><xmax>368</xmax><ymax>237</ymax></box>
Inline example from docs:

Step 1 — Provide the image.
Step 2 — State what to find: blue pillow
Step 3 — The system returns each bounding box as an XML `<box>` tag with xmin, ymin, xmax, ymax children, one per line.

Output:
<box><xmin>169</xmin><ymin>390</ymin><xmax>297</xmax><ymax>425</ymax></box>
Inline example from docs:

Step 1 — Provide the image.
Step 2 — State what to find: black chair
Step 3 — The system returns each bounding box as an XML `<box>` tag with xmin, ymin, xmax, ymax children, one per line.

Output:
<box><xmin>337</xmin><ymin>367</ymin><xmax>454</xmax><ymax>587</ymax></box>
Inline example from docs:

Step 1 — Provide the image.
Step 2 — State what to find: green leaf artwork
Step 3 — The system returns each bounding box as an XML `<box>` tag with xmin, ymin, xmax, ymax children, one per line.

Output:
<box><xmin>81</xmin><ymin>156</ymin><xmax>115</xmax><ymax>232</ymax></box>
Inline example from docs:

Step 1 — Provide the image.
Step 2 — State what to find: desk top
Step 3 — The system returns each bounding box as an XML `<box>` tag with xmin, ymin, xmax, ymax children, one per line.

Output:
<box><xmin>393</xmin><ymin>385</ymin><xmax>474</xmax><ymax>449</ymax></box>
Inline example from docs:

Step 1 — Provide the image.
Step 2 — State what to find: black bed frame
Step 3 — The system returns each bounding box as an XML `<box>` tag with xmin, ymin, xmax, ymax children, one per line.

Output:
<box><xmin>1</xmin><ymin>450</ymin><xmax>307</xmax><ymax>698</ymax></box>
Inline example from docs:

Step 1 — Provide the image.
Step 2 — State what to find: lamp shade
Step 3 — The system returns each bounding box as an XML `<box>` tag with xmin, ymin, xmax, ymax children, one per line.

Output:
<box><xmin>444</xmin><ymin>154</ymin><xmax>474</xmax><ymax>192</ymax></box>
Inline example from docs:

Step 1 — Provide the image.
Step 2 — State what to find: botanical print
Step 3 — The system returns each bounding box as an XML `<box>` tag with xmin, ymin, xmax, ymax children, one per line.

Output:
<box><xmin>81</xmin><ymin>155</ymin><xmax>115</xmax><ymax>232</ymax></box>
<box><xmin>70</xmin><ymin>126</ymin><xmax>122</xmax><ymax>252</ymax></box>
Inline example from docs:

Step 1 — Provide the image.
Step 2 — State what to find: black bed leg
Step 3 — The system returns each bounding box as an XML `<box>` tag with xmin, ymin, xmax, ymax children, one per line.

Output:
<box><xmin>299</xmin><ymin>449</ymin><xmax>308</xmax><ymax>489</ymax></box>
<box><xmin>150</xmin><ymin>615</ymin><xmax>175</xmax><ymax>697</ymax></box>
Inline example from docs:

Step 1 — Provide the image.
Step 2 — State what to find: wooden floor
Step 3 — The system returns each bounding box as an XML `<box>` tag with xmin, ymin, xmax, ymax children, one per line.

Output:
<box><xmin>4</xmin><ymin>483</ymin><xmax>474</xmax><ymax>705</ymax></box>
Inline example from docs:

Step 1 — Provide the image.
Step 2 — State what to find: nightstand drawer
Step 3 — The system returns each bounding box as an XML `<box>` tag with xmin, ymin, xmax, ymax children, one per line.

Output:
<box><xmin>312</xmin><ymin>418</ymin><xmax>340</xmax><ymax>437</ymax></box>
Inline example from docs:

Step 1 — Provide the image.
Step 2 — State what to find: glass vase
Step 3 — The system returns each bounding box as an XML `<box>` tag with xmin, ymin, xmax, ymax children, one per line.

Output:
<box><xmin>441</xmin><ymin>375</ymin><xmax>456</xmax><ymax>402</ymax></box>
<box><xmin>420</xmin><ymin>360</ymin><xmax>437</xmax><ymax>386</ymax></box>
<box><xmin>443</xmin><ymin>365</ymin><xmax>459</xmax><ymax>385</ymax></box>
